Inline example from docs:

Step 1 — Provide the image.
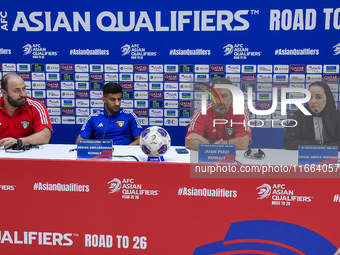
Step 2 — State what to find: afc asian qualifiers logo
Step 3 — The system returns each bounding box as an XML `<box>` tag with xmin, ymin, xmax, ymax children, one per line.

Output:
<box><xmin>20</xmin><ymin>121</ymin><xmax>30</xmax><ymax>130</ymax></box>
<box><xmin>22</xmin><ymin>44</ymin><xmax>32</xmax><ymax>55</ymax></box>
<box><xmin>107</xmin><ymin>178</ymin><xmax>159</xmax><ymax>200</ymax></box>
<box><xmin>121</xmin><ymin>44</ymin><xmax>130</xmax><ymax>56</ymax></box>
<box><xmin>223</xmin><ymin>44</ymin><xmax>233</xmax><ymax>56</ymax></box>
<box><xmin>256</xmin><ymin>183</ymin><xmax>312</xmax><ymax>206</ymax></box>
<box><xmin>193</xmin><ymin>220</ymin><xmax>337</xmax><ymax>254</ymax></box>
<box><xmin>333</xmin><ymin>43</ymin><xmax>340</xmax><ymax>55</ymax></box>
<box><xmin>256</xmin><ymin>183</ymin><xmax>271</xmax><ymax>199</ymax></box>
<box><xmin>107</xmin><ymin>178</ymin><xmax>121</xmax><ymax>194</ymax></box>
<box><xmin>121</xmin><ymin>44</ymin><xmax>157</xmax><ymax>59</ymax></box>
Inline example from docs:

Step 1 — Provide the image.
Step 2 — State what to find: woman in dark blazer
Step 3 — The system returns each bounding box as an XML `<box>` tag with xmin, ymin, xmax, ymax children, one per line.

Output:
<box><xmin>283</xmin><ymin>81</ymin><xmax>340</xmax><ymax>150</ymax></box>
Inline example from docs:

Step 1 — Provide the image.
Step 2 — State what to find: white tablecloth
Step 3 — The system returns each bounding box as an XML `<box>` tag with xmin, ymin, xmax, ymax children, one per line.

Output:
<box><xmin>0</xmin><ymin>144</ymin><xmax>190</xmax><ymax>163</ymax></box>
<box><xmin>0</xmin><ymin>144</ymin><xmax>328</xmax><ymax>166</ymax></box>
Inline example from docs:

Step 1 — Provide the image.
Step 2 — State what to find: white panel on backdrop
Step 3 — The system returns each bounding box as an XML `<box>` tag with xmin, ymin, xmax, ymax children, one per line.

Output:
<box><xmin>104</xmin><ymin>64</ymin><xmax>118</xmax><ymax>72</ymax></box>
<box><xmin>164</xmin><ymin>65</ymin><xmax>178</xmax><ymax>73</ymax></box>
<box><xmin>75</xmin><ymin>65</ymin><xmax>89</xmax><ymax>72</ymax></box>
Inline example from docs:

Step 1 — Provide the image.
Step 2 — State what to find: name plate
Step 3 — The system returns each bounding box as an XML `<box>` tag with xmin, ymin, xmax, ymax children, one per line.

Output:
<box><xmin>198</xmin><ymin>144</ymin><xmax>236</xmax><ymax>163</ymax></box>
<box><xmin>298</xmin><ymin>146</ymin><xmax>338</xmax><ymax>165</ymax></box>
<box><xmin>77</xmin><ymin>140</ymin><xmax>113</xmax><ymax>160</ymax></box>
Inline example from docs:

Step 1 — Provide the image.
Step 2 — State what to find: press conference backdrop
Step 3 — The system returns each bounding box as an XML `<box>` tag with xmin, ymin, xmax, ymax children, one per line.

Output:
<box><xmin>0</xmin><ymin>0</ymin><xmax>339</xmax><ymax>147</ymax></box>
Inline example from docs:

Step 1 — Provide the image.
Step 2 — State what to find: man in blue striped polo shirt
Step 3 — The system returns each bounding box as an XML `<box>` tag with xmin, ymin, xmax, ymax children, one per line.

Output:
<box><xmin>76</xmin><ymin>82</ymin><xmax>142</xmax><ymax>145</ymax></box>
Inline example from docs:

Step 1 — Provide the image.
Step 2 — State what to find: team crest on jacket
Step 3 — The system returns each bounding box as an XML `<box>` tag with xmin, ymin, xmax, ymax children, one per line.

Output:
<box><xmin>227</xmin><ymin>128</ymin><xmax>234</xmax><ymax>136</ymax></box>
<box><xmin>20</xmin><ymin>121</ymin><xmax>30</xmax><ymax>129</ymax></box>
<box><xmin>116</xmin><ymin>121</ymin><xmax>125</xmax><ymax>128</ymax></box>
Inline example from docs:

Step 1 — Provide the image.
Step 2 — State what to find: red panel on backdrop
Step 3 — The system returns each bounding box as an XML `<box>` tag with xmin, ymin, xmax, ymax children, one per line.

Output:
<box><xmin>0</xmin><ymin>158</ymin><xmax>339</xmax><ymax>254</ymax></box>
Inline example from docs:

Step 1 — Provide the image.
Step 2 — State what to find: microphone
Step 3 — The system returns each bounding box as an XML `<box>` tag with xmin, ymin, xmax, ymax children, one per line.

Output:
<box><xmin>102</xmin><ymin>111</ymin><xmax>112</xmax><ymax>140</ymax></box>
<box><xmin>315</xmin><ymin>110</ymin><xmax>324</xmax><ymax>145</ymax></box>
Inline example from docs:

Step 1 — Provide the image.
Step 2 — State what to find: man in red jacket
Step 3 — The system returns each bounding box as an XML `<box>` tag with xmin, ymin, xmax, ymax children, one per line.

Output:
<box><xmin>185</xmin><ymin>78</ymin><xmax>251</xmax><ymax>151</ymax></box>
<box><xmin>0</xmin><ymin>73</ymin><xmax>52</xmax><ymax>149</ymax></box>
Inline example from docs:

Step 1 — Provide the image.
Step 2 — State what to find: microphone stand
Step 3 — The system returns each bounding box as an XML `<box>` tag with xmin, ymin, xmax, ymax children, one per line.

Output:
<box><xmin>102</xmin><ymin>111</ymin><xmax>112</xmax><ymax>140</ymax></box>
<box><xmin>315</xmin><ymin>110</ymin><xmax>324</xmax><ymax>145</ymax></box>
<box><xmin>221</xmin><ymin>107</ymin><xmax>242</xmax><ymax>164</ymax></box>
<box><xmin>221</xmin><ymin>109</ymin><xmax>230</xmax><ymax>144</ymax></box>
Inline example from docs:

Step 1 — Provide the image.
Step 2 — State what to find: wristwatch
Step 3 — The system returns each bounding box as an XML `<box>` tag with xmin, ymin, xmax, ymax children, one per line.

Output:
<box><xmin>209</xmin><ymin>139</ymin><xmax>216</xmax><ymax>144</ymax></box>
<box><xmin>17</xmin><ymin>139</ymin><xmax>23</xmax><ymax>148</ymax></box>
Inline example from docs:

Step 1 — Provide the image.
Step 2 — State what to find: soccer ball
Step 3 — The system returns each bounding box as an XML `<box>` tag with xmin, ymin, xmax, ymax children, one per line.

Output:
<box><xmin>140</xmin><ymin>126</ymin><xmax>171</xmax><ymax>157</ymax></box>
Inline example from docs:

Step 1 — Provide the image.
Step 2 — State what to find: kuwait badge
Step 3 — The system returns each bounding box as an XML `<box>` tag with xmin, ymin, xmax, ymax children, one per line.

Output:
<box><xmin>116</xmin><ymin>121</ymin><xmax>125</xmax><ymax>128</ymax></box>
<box><xmin>20</xmin><ymin>121</ymin><xmax>30</xmax><ymax>129</ymax></box>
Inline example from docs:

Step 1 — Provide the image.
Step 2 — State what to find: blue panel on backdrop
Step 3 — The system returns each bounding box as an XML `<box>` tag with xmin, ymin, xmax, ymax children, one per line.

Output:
<box><xmin>0</xmin><ymin>0</ymin><xmax>339</xmax><ymax>148</ymax></box>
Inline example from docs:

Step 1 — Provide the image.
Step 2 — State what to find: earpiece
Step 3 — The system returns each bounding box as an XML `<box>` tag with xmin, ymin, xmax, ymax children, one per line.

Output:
<box><xmin>244</xmin><ymin>148</ymin><xmax>265</xmax><ymax>159</ymax></box>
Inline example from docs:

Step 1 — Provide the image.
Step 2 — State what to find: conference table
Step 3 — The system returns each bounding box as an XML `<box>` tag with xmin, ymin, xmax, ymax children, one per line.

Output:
<box><xmin>0</xmin><ymin>145</ymin><xmax>339</xmax><ymax>254</ymax></box>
